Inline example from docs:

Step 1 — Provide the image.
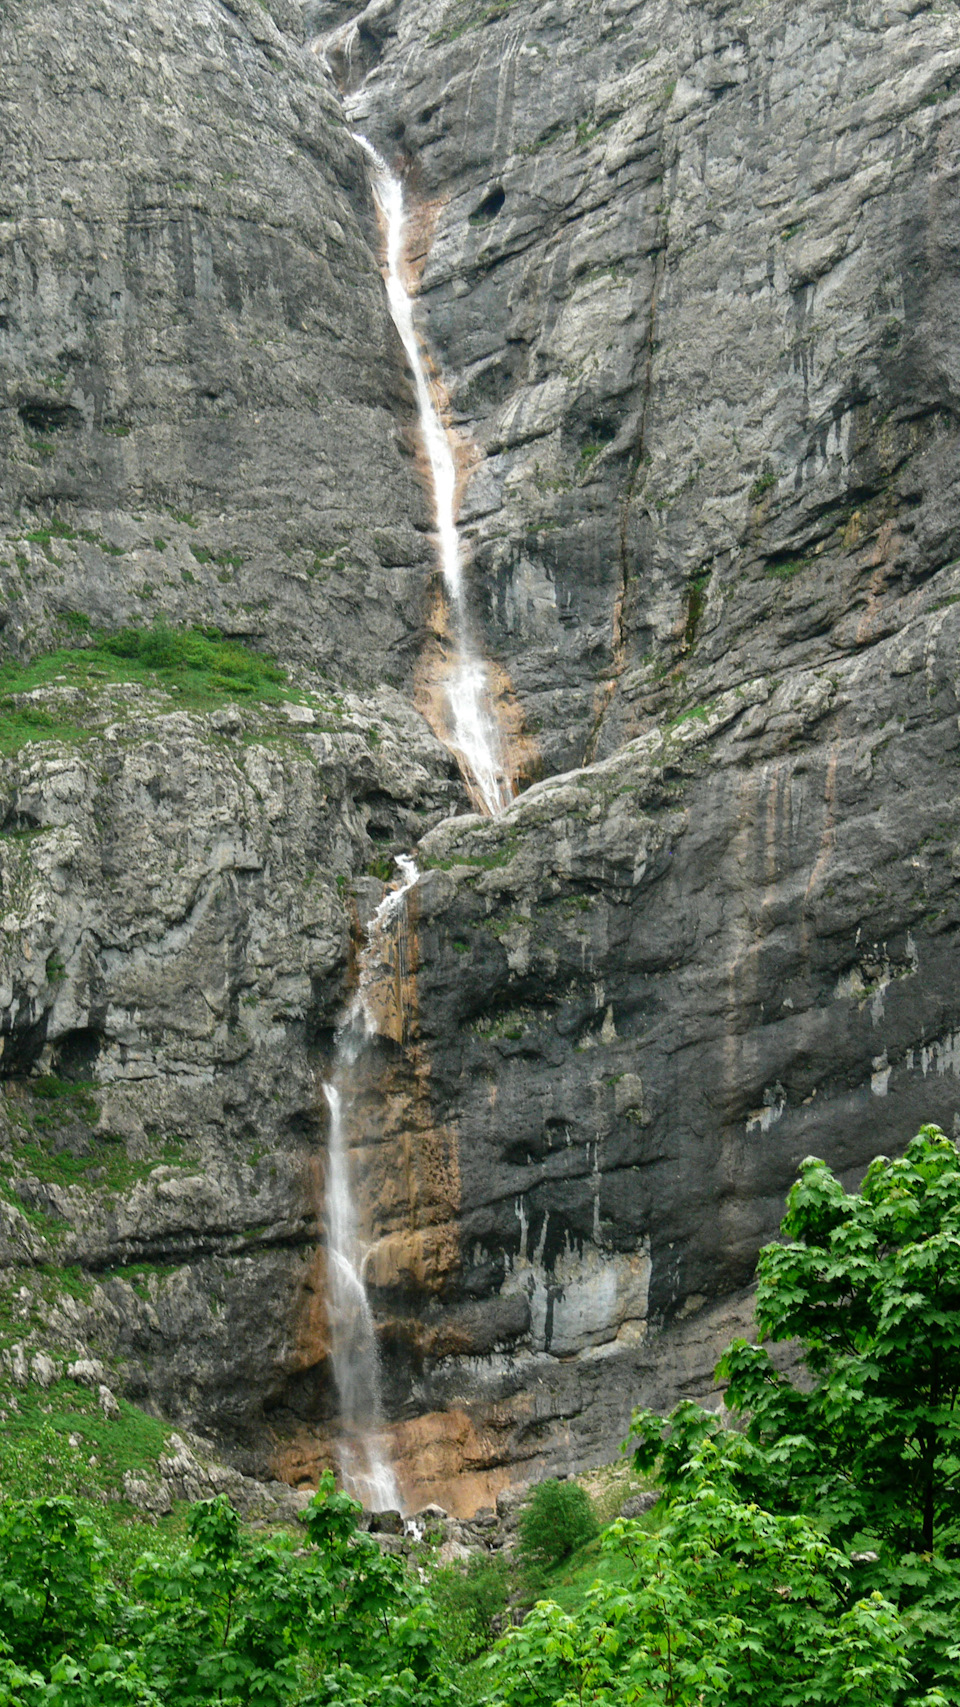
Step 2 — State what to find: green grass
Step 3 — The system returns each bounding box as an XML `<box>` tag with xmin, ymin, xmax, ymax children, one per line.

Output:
<box><xmin>105</xmin><ymin>1262</ymin><xmax>184</xmax><ymax>1300</ymax></box>
<box><xmin>749</xmin><ymin>465</ymin><xmax>777</xmax><ymax>504</ymax></box>
<box><xmin>0</xmin><ymin>1379</ymin><xmax>195</xmax><ymax>1575</ymax></box>
<box><xmin>3</xmin><ymin>1078</ymin><xmax>188</xmax><ymax>1194</ymax></box>
<box><xmin>0</xmin><ymin>623</ymin><xmax>304</xmax><ymax>753</ymax></box>
<box><xmin>9</xmin><ymin>1132</ymin><xmax>186</xmax><ymax>1195</ymax></box>
<box><xmin>0</xmin><ymin>1379</ymin><xmax>171</xmax><ymax>1493</ymax></box>
<box><xmin>667</xmin><ymin>703</ymin><xmax>710</xmax><ymax>730</ymax></box>
<box><xmin>26</xmin><ymin>1075</ymin><xmax>98</xmax><ymax>1124</ymax></box>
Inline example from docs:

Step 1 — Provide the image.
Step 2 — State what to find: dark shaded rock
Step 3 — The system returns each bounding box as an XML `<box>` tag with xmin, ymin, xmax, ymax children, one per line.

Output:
<box><xmin>369</xmin><ymin>1507</ymin><xmax>403</xmax><ymax>1533</ymax></box>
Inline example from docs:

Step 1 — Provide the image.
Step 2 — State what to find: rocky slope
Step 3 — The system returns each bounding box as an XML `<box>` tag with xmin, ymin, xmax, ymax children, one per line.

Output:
<box><xmin>338</xmin><ymin>0</ymin><xmax>960</xmax><ymax>774</ymax></box>
<box><xmin>3</xmin><ymin>0</ymin><xmax>960</xmax><ymax>1517</ymax></box>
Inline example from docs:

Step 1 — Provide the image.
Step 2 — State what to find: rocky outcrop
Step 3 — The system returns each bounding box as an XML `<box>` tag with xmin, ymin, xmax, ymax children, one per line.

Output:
<box><xmin>0</xmin><ymin>673</ymin><xmax>457</xmax><ymax>1460</ymax></box>
<box><xmin>341</xmin><ymin>0</ymin><xmax>960</xmax><ymax>776</ymax></box>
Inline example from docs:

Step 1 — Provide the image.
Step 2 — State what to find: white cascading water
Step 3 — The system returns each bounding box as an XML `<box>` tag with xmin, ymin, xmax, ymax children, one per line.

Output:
<box><xmin>321</xmin><ymin>855</ymin><xmax>419</xmax><ymax>1509</ymax></box>
<box><xmin>355</xmin><ymin>135</ymin><xmax>512</xmax><ymax>818</ymax></box>
<box><xmin>300</xmin><ymin>96</ymin><xmax>513</xmax><ymax>1507</ymax></box>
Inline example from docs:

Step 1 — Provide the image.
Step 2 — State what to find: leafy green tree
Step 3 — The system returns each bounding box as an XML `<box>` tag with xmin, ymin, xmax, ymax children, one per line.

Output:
<box><xmin>0</xmin><ymin>1474</ymin><xmax>460</xmax><ymax>1707</ymax></box>
<box><xmin>626</xmin><ymin>1124</ymin><xmax>960</xmax><ymax>1704</ymax></box>
<box><xmin>488</xmin><ymin>1436</ymin><xmax>919</xmax><ymax>1706</ymax></box>
<box><xmin>428</xmin><ymin>1554</ymin><xmax>510</xmax><ymax>1662</ymax></box>
<box><xmin>517</xmin><ymin>1478</ymin><xmax>598</xmax><ymax>1574</ymax></box>
<box><xmin>712</xmin><ymin>1124</ymin><xmax>960</xmax><ymax>1556</ymax></box>
<box><xmin>0</xmin><ymin>1498</ymin><xmax>119</xmax><ymax>1672</ymax></box>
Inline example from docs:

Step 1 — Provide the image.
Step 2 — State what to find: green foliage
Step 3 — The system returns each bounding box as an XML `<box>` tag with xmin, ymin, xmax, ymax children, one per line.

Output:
<box><xmin>0</xmin><ymin>1497</ymin><xmax>120</xmax><ymax>1670</ymax></box>
<box><xmin>0</xmin><ymin>623</ymin><xmax>297</xmax><ymax>753</ymax></box>
<box><xmin>98</xmin><ymin>623</ymin><xmax>283</xmax><ymax>696</ymax></box>
<box><xmin>716</xmin><ymin>1125</ymin><xmax>960</xmax><ymax>1555</ymax></box>
<box><xmin>489</xmin><ymin>1471</ymin><xmax>915</xmax><ymax>1706</ymax></box>
<box><xmin>749</xmin><ymin>463</ymin><xmax>777</xmax><ymax>503</ymax></box>
<box><xmin>28</xmin><ymin>1077</ymin><xmax>98</xmax><ymax>1124</ymax></box>
<box><xmin>0</xmin><ymin>1475</ymin><xmax>460</xmax><ymax>1707</ymax></box>
<box><xmin>626</xmin><ymin>1124</ymin><xmax>960</xmax><ymax>1704</ymax></box>
<box><xmin>0</xmin><ymin>1390</ymin><xmax>173</xmax><ymax>1503</ymax></box>
<box><xmin>517</xmin><ymin>1478</ymin><xmax>598</xmax><ymax>1574</ymax></box>
<box><xmin>429</xmin><ymin>1555</ymin><xmax>509</xmax><ymax>1662</ymax></box>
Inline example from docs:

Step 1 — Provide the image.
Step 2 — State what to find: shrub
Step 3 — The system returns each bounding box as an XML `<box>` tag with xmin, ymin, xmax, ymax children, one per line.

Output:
<box><xmin>517</xmin><ymin>1479</ymin><xmax>598</xmax><ymax>1573</ymax></box>
<box><xmin>430</xmin><ymin>1553</ymin><xmax>509</xmax><ymax>1661</ymax></box>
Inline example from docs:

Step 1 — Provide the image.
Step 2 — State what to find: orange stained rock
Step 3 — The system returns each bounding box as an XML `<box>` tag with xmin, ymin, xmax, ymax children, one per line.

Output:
<box><xmin>286</xmin><ymin>1245</ymin><xmax>332</xmax><ymax>1372</ymax></box>
<box><xmin>271</xmin><ymin>1407</ymin><xmax>524</xmax><ymax>1519</ymax></box>
<box><xmin>412</xmin><ymin>598</ymin><xmax>539</xmax><ymax>808</ymax></box>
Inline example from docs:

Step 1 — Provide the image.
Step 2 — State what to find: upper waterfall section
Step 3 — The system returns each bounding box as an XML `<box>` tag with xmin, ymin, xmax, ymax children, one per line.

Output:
<box><xmin>352</xmin><ymin>134</ymin><xmax>511</xmax><ymax>816</ymax></box>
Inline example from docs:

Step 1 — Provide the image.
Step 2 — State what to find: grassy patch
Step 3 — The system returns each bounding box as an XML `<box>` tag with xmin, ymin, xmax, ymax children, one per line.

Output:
<box><xmin>749</xmin><ymin>464</ymin><xmax>777</xmax><ymax>504</ymax></box>
<box><xmin>9</xmin><ymin>1131</ymin><xmax>186</xmax><ymax>1196</ymax></box>
<box><xmin>0</xmin><ymin>1379</ymin><xmax>171</xmax><ymax>1494</ymax></box>
<box><xmin>0</xmin><ymin>623</ymin><xmax>306</xmax><ymax>753</ymax></box>
<box><xmin>667</xmin><ymin>703</ymin><xmax>710</xmax><ymax>730</ymax></box>
<box><xmin>0</xmin><ymin>1377</ymin><xmax>194</xmax><ymax>1569</ymax></box>
<box><xmin>3</xmin><ymin>1080</ymin><xmax>189</xmax><ymax>1196</ymax></box>
<box><xmin>105</xmin><ymin>1262</ymin><xmax>184</xmax><ymax>1300</ymax></box>
<box><xmin>24</xmin><ymin>1075</ymin><xmax>98</xmax><ymax>1126</ymax></box>
<box><xmin>765</xmin><ymin>557</ymin><xmax>808</xmax><ymax>581</ymax></box>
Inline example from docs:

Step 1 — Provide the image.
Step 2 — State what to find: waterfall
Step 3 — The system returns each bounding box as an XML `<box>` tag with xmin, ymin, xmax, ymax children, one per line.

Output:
<box><xmin>321</xmin><ymin>856</ymin><xmax>420</xmax><ymax>1510</ymax></box>
<box><xmin>299</xmin><ymin>99</ymin><xmax>513</xmax><ymax>1505</ymax></box>
<box><xmin>354</xmin><ymin>135</ymin><xmax>512</xmax><ymax>818</ymax></box>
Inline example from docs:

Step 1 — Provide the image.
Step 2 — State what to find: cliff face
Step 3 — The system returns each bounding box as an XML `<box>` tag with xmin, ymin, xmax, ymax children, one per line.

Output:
<box><xmin>3</xmin><ymin>0</ymin><xmax>960</xmax><ymax>1516</ymax></box>
<box><xmin>1</xmin><ymin>0</ymin><xmax>433</xmax><ymax>686</ymax></box>
<box><xmin>341</xmin><ymin>0</ymin><xmax>960</xmax><ymax>772</ymax></box>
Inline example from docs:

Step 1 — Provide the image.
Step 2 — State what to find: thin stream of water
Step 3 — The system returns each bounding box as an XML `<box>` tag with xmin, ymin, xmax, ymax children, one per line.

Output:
<box><xmin>355</xmin><ymin>134</ymin><xmax>512</xmax><ymax>817</ymax></box>
<box><xmin>303</xmin><ymin>95</ymin><xmax>514</xmax><ymax>1508</ymax></box>
<box><xmin>321</xmin><ymin>856</ymin><xmax>420</xmax><ymax>1511</ymax></box>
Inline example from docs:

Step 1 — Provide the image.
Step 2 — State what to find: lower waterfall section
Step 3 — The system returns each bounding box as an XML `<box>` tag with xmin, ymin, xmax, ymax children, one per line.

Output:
<box><xmin>321</xmin><ymin>858</ymin><xmax>420</xmax><ymax>1510</ymax></box>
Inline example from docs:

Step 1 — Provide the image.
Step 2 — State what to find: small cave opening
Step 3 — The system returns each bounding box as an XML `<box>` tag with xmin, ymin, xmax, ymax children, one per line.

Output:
<box><xmin>469</xmin><ymin>185</ymin><xmax>506</xmax><ymax>227</ymax></box>
<box><xmin>51</xmin><ymin>1026</ymin><xmax>102</xmax><ymax>1080</ymax></box>
<box><xmin>18</xmin><ymin>400</ymin><xmax>83</xmax><ymax>434</ymax></box>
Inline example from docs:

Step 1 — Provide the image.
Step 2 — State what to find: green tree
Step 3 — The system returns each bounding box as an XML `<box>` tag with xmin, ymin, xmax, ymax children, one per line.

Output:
<box><xmin>517</xmin><ymin>1478</ymin><xmax>598</xmax><ymax>1574</ymax></box>
<box><xmin>0</xmin><ymin>1498</ymin><xmax>120</xmax><ymax>1672</ymax></box>
<box><xmin>627</xmin><ymin>1124</ymin><xmax>960</xmax><ymax>1703</ymax></box>
<box><xmin>488</xmin><ymin>1125</ymin><xmax>960</xmax><ymax>1705</ymax></box>
<box><xmin>428</xmin><ymin>1554</ymin><xmax>510</xmax><ymax>1663</ymax></box>
<box><xmin>0</xmin><ymin>1474</ymin><xmax>459</xmax><ymax>1707</ymax></box>
<box><xmin>707</xmin><ymin>1124</ymin><xmax>960</xmax><ymax>1553</ymax></box>
<box><xmin>488</xmin><ymin>1441</ymin><xmax>918</xmax><ymax>1706</ymax></box>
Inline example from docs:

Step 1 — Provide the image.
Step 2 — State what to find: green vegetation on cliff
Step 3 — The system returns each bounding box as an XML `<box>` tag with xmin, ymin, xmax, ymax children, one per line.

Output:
<box><xmin>0</xmin><ymin>623</ymin><xmax>296</xmax><ymax>753</ymax></box>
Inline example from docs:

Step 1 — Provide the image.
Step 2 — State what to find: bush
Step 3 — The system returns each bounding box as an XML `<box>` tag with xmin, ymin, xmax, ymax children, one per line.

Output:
<box><xmin>430</xmin><ymin>1553</ymin><xmax>509</xmax><ymax>1662</ymax></box>
<box><xmin>517</xmin><ymin>1479</ymin><xmax>598</xmax><ymax>1573</ymax></box>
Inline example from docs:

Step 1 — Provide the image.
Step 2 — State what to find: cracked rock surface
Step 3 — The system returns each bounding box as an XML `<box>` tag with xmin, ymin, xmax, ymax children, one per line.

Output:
<box><xmin>3</xmin><ymin>0</ymin><xmax>960</xmax><ymax>1513</ymax></box>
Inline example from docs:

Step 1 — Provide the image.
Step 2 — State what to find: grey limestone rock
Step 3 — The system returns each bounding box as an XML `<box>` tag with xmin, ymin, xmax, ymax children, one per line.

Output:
<box><xmin>0</xmin><ymin>0</ymin><xmax>435</xmax><ymax>691</ymax></box>
<box><xmin>343</xmin><ymin>0</ymin><xmax>960</xmax><ymax>778</ymax></box>
<box><xmin>4</xmin><ymin>0</ymin><xmax>960</xmax><ymax>1514</ymax></box>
